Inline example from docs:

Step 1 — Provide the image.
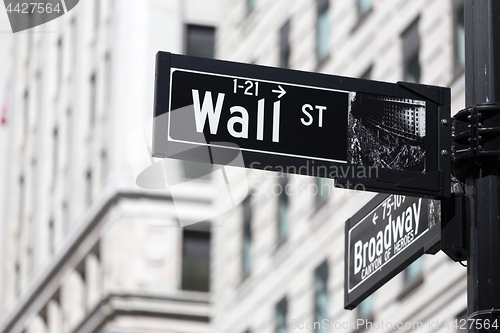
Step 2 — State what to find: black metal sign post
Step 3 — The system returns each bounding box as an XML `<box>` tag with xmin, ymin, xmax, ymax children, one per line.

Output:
<box><xmin>153</xmin><ymin>52</ymin><xmax>451</xmax><ymax>198</ymax></box>
<box><xmin>452</xmin><ymin>1</ymin><xmax>500</xmax><ymax>331</ymax></box>
<box><xmin>344</xmin><ymin>194</ymin><xmax>441</xmax><ymax>309</ymax></box>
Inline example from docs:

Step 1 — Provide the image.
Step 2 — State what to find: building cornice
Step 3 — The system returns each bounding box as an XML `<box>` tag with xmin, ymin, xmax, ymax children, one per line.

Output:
<box><xmin>72</xmin><ymin>291</ymin><xmax>210</xmax><ymax>333</ymax></box>
<box><xmin>0</xmin><ymin>181</ymin><xmax>212</xmax><ymax>333</ymax></box>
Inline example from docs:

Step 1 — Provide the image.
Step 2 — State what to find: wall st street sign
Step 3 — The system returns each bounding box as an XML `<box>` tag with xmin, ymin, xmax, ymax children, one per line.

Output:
<box><xmin>152</xmin><ymin>52</ymin><xmax>451</xmax><ymax>198</ymax></box>
<box><xmin>344</xmin><ymin>193</ymin><xmax>441</xmax><ymax>309</ymax></box>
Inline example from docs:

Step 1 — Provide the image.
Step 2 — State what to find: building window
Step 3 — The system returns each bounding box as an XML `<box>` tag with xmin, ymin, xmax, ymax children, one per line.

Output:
<box><xmin>62</xmin><ymin>201</ymin><xmax>69</xmax><ymax>233</ymax></box>
<box><xmin>94</xmin><ymin>0</ymin><xmax>100</xmax><ymax>33</ymax></box>
<box><xmin>26</xmin><ymin>15</ymin><xmax>33</xmax><ymax>61</ymax></box>
<box><xmin>404</xmin><ymin>256</ymin><xmax>423</xmax><ymax>283</ymax></box>
<box><xmin>18</xmin><ymin>175</ymin><xmax>25</xmax><ymax>227</ymax></box>
<box><xmin>402</xmin><ymin>18</ymin><xmax>420</xmax><ymax>83</ymax></box>
<box><xmin>86</xmin><ymin>169</ymin><xmax>92</xmax><ymax>205</ymax></box>
<box><xmin>358</xmin><ymin>293</ymin><xmax>375</xmax><ymax>319</ymax></box>
<box><xmin>35</xmin><ymin>72</ymin><xmax>42</xmax><ymax>128</ymax></box>
<box><xmin>66</xmin><ymin>108</ymin><xmax>73</xmax><ymax>170</ymax></box>
<box><xmin>27</xmin><ymin>247</ymin><xmax>33</xmax><ymax>277</ymax></box>
<box><xmin>242</xmin><ymin>196</ymin><xmax>253</xmax><ymax>277</ymax></box>
<box><xmin>71</xmin><ymin>18</ymin><xmax>77</xmax><ymax>65</ymax></box>
<box><xmin>182</xmin><ymin>230</ymin><xmax>210</xmax><ymax>292</ymax></box>
<box><xmin>31</xmin><ymin>158</ymin><xmax>38</xmax><ymax>216</ymax></box>
<box><xmin>275</xmin><ymin>297</ymin><xmax>288</xmax><ymax>333</ymax></box>
<box><xmin>57</xmin><ymin>37</ymin><xmax>63</xmax><ymax>87</ymax></box>
<box><xmin>52</xmin><ymin>127</ymin><xmax>58</xmax><ymax>181</ymax></box>
<box><xmin>186</xmin><ymin>25</ymin><xmax>216</xmax><ymax>59</ymax></box>
<box><xmin>361</xmin><ymin>65</ymin><xmax>372</xmax><ymax>80</ymax></box>
<box><xmin>104</xmin><ymin>52</ymin><xmax>112</xmax><ymax>108</ymax></box>
<box><xmin>23</xmin><ymin>89</ymin><xmax>29</xmax><ymax>134</ymax></box>
<box><xmin>47</xmin><ymin>292</ymin><xmax>63</xmax><ymax>333</ymax></box>
<box><xmin>358</xmin><ymin>0</ymin><xmax>373</xmax><ymax>17</ymax></box>
<box><xmin>280</xmin><ymin>19</ymin><xmax>291</xmax><ymax>68</ymax></box>
<box><xmin>314</xmin><ymin>261</ymin><xmax>329</xmax><ymax>332</ymax></box>
<box><xmin>453</xmin><ymin>0</ymin><xmax>465</xmax><ymax>72</ymax></box>
<box><xmin>277</xmin><ymin>175</ymin><xmax>289</xmax><ymax>244</ymax></box>
<box><xmin>75</xmin><ymin>259</ymin><xmax>87</xmax><ymax>310</ymax></box>
<box><xmin>247</xmin><ymin>0</ymin><xmax>256</xmax><ymax>13</ymax></box>
<box><xmin>405</xmin><ymin>54</ymin><xmax>420</xmax><ymax>83</ymax></box>
<box><xmin>90</xmin><ymin>73</ymin><xmax>97</xmax><ymax>128</ymax></box>
<box><xmin>101</xmin><ymin>150</ymin><xmax>108</xmax><ymax>185</ymax></box>
<box><xmin>184</xmin><ymin>24</ymin><xmax>215</xmax><ymax>188</ymax></box>
<box><xmin>39</xmin><ymin>304</ymin><xmax>48</xmax><ymax>326</ymax></box>
<box><xmin>15</xmin><ymin>261</ymin><xmax>21</xmax><ymax>297</ymax></box>
<box><xmin>316</xmin><ymin>178</ymin><xmax>330</xmax><ymax>207</ymax></box>
<box><xmin>49</xmin><ymin>218</ymin><xmax>55</xmax><ymax>254</ymax></box>
<box><xmin>316</xmin><ymin>0</ymin><xmax>330</xmax><ymax>63</ymax></box>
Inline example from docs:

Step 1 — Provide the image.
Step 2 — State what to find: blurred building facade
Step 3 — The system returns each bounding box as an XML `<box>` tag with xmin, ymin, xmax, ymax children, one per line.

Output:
<box><xmin>0</xmin><ymin>1</ymin><xmax>472</xmax><ymax>333</ymax></box>
<box><xmin>0</xmin><ymin>1</ymin><xmax>220</xmax><ymax>333</ymax></box>
<box><xmin>212</xmin><ymin>1</ymin><xmax>467</xmax><ymax>333</ymax></box>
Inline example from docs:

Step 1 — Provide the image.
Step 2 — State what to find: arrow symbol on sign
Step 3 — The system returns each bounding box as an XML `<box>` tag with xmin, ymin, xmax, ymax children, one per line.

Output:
<box><xmin>272</xmin><ymin>85</ymin><xmax>286</xmax><ymax>99</ymax></box>
<box><xmin>372</xmin><ymin>213</ymin><xmax>378</xmax><ymax>225</ymax></box>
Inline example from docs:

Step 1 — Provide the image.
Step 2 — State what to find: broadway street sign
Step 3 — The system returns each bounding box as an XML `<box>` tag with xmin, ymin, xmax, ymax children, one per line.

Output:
<box><xmin>152</xmin><ymin>52</ymin><xmax>451</xmax><ymax>198</ymax></box>
<box><xmin>344</xmin><ymin>193</ymin><xmax>441</xmax><ymax>309</ymax></box>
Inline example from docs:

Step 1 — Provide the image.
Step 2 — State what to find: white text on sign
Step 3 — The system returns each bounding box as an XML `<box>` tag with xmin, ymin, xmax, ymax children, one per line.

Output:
<box><xmin>301</xmin><ymin>104</ymin><xmax>326</xmax><ymax>127</ymax></box>
<box><xmin>192</xmin><ymin>90</ymin><xmax>281</xmax><ymax>142</ymax></box>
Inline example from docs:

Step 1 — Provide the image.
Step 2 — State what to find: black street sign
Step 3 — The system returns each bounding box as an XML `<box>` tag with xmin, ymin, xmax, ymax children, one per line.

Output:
<box><xmin>153</xmin><ymin>52</ymin><xmax>451</xmax><ymax>198</ymax></box>
<box><xmin>344</xmin><ymin>193</ymin><xmax>441</xmax><ymax>309</ymax></box>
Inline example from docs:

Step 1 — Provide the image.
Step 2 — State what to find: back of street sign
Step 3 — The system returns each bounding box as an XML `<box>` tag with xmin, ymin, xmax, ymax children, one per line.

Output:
<box><xmin>152</xmin><ymin>52</ymin><xmax>451</xmax><ymax>198</ymax></box>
